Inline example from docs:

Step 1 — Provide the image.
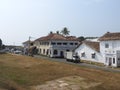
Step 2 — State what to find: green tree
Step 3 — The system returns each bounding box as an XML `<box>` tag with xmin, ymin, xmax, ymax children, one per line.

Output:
<box><xmin>85</xmin><ymin>37</ymin><xmax>98</xmax><ymax>39</ymax></box>
<box><xmin>0</xmin><ymin>39</ymin><xmax>2</xmax><ymax>50</ymax></box>
<box><xmin>61</xmin><ymin>27</ymin><xmax>70</xmax><ymax>36</ymax></box>
<box><xmin>78</xmin><ymin>36</ymin><xmax>85</xmax><ymax>42</ymax></box>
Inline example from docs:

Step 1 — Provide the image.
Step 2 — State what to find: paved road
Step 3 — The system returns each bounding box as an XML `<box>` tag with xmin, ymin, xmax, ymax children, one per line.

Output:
<box><xmin>34</xmin><ymin>55</ymin><xmax>120</xmax><ymax>73</ymax></box>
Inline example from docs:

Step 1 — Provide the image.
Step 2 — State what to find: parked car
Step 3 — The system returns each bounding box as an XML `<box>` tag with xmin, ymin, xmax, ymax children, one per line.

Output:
<box><xmin>66</xmin><ymin>52</ymin><xmax>80</xmax><ymax>63</ymax></box>
<box><xmin>0</xmin><ymin>49</ymin><xmax>6</xmax><ymax>54</ymax></box>
<box><xmin>72</xmin><ymin>55</ymin><xmax>80</xmax><ymax>63</ymax></box>
<box><xmin>14</xmin><ymin>50</ymin><xmax>22</xmax><ymax>54</ymax></box>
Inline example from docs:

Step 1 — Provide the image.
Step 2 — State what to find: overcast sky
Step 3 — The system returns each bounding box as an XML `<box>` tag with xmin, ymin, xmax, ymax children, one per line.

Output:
<box><xmin>0</xmin><ymin>0</ymin><xmax>120</xmax><ymax>45</ymax></box>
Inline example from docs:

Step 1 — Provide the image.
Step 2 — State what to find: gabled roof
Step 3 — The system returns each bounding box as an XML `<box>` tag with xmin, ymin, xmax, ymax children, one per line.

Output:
<box><xmin>35</xmin><ymin>33</ymin><xmax>79</xmax><ymax>41</ymax></box>
<box><xmin>99</xmin><ymin>32</ymin><xmax>120</xmax><ymax>41</ymax></box>
<box><xmin>23</xmin><ymin>40</ymin><xmax>34</xmax><ymax>44</ymax></box>
<box><xmin>83</xmin><ymin>41</ymin><xmax>100</xmax><ymax>52</ymax></box>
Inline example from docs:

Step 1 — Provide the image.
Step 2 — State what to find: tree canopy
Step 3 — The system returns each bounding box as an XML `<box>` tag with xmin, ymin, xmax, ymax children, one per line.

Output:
<box><xmin>0</xmin><ymin>39</ymin><xmax>2</xmax><ymax>50</ymax></box>
<box><xmin>77</xmin><ymin>36</ymin><xmax>85</xmax><ymax>42</ymax></box>
<box><xmin>60</xmin><ymin>27</ymin><xmax>70</xmax><ymax>36</ymax></box>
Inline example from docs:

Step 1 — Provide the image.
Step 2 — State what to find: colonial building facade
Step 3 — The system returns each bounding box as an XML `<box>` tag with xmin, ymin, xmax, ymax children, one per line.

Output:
<box><xmin>34</xmin><ymin>33</ymin><xmax>80</xmax><ymax>58</ymax></box>
<box><xmin>23</xmin><ymin>40</ymin><xmax>34</xmax><ymax>55</ymax></box>
<box><xmin>99</xmin><ymin>32</ymin><xmax>120</xmax><ymax>67</ymax></box>
<box><xmin>75</xmin><ymin>41</ymin><xmax>104</xmax><ymax>63</ymax></box>
<box><xmin>75</xmin><ymin>32</ymin><xmax>120</xmax><ymax>67</ymax></box>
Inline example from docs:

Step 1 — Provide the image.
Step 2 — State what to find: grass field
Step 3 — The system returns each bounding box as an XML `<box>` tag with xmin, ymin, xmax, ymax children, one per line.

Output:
<box><xmin>0</xmin><ymin>54</ymin><xmax>120</xmax><ymax>90</ymax></box>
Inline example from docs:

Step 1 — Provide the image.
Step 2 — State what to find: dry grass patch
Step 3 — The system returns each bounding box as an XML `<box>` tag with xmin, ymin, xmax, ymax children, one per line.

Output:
<box><xmin>0</xmin><ymin>54</ymin><xmax>120</xmax><ymax>90</ymax></box>
<box><xmin>81</xmin><ymin>60</ymin><xmax>105</xmax><ymax>67</ymax></box>
<box><xmin>0</xmin><ymin>54</ymin><xmax>42</xmax><ymax>68</ymax></box>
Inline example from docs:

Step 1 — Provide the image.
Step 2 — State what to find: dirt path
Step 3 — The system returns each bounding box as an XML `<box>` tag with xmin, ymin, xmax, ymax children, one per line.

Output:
<box><xmin>31</xmin><ymin>76</ymin><xmax>101</xmax><ymax>90</ymax></box>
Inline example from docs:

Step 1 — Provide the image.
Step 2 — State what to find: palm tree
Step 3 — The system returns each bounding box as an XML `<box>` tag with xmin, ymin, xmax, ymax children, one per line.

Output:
<box><xmin>61</xmin><ymin>27</ymin><xmax>70</xmax><ymax>36</ymax></box>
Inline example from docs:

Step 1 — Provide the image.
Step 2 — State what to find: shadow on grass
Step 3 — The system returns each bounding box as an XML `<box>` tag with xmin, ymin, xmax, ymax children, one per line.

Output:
<box><xmin>0</xmin><ymin>78</ymin><xmax>26</xmax><ymax>90</ymax></box>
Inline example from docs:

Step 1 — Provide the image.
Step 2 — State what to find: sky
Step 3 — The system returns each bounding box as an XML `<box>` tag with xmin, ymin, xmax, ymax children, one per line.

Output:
<box><xmin>0</xmin><ymin>0</ymin><xmax>120</xmax><ymax>45</ymax></box>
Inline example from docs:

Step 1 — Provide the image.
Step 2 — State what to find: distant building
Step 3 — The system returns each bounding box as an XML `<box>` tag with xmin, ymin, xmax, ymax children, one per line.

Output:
<box><xmin>23</xmin><ymin>40</ymin><xmax>34</xmax><ymax>55</ymax></box>
<box><xmin>34</xmin><ymin>33</ymin><xmax>80</xmax><ymax>58</ymax></box>
<box><xmin>86</xmin><ymin>38</ymin><xmax>99</xmax><ymax>42</ymax></box>
<box><xmin>5</xmin><ymin>45</ymin><xmax>23</xmax><ymax>53</ymax></box>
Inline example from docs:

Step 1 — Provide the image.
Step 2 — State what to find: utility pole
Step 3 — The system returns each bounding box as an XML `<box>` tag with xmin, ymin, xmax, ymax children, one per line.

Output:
<box><xmin>28</xmin><ymin>36</ymin><xmax>36</xmax><ymax>56</ymax></box>
<box><xmin>28</xmin><ymin>36</ymin><xmax>31</xmax><ymax>56</ymax></box>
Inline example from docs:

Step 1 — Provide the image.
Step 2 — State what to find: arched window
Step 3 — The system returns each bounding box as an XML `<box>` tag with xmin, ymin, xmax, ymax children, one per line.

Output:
<box><xmin>53</xmin><ymin>50</ymin><xmax>58</xmax><ymax>55</ymax></box>
<box><xmin>46</xmin><ymin>49</ymin><xmax>49</xmax><ymax>55</ymax></box>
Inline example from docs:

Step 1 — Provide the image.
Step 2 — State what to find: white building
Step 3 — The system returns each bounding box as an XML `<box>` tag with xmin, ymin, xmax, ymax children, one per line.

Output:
<box><xmin>22</xmin><ymin>40</ymin><xmax>34</xmax><ymax>55</ymax></box>
<box><xmin>75</xmin><ymin>41</ymin><xmax>104</xmax><ymax>63</ymax></box>
<box><xmin>34</xmin><ymin>33</ymin><xmax>80</xmax><ymax>58</ymax></box>
<box><xmin>75</xmin><ymin>32</ymin><xmax>120</xmax><ymax>67</ymax></box>
<box><xmin>99</xmin><ymin>32</ymin><xmax>120</xmax><ymax>67</ymax></box>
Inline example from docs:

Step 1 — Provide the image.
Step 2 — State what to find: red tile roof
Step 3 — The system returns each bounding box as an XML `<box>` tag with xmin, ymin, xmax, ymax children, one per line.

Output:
<box><xmin>35</xmin><ymin>33</ymin><xmax>79</xmax><ymax>41</ymax></box>
<box><xmin>99</xmin><ymin>32</ymin><xmax>120</xmax><ymax>41</ymax></box>
<box><xmin>83</xmin><ymin>41</ymin><xmax>100</xmax><ymax>52</ymax></box>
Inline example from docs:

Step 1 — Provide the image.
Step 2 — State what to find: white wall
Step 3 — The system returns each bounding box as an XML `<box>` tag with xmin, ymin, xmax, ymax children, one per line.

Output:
<box><xmin>100</xmin><ymin>40</ymin><xmax>120</xmax><ymax>55</ymax></box>
<box><xmin>100</xmin><ymin>40</ymin><xmax>120</xmax><ymax>67</ymax></box>
<box><xmin>34</xmin><ymin>40</ymin><xmax>79</xmax><ymax>57</ymax></box>
<box><xmin>75</xmin><ymin>43</ymin><xmax>104</xmax><ymax>63</ymax></box>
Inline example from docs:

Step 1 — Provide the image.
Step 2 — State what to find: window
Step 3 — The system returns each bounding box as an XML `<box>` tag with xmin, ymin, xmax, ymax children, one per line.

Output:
<box><xmin>30</xmin><ymin>43</ymin><xmax>33</xmax><ymax>46</ymax></box>
<box><xmin>118</xmin><ymin>58</ymin><xmax>120</xmax><ymax>60</ymax></box>
<box><xmin>42</xmin><ymin>42</ymin><xmax>45</xmax><ymax>45</ymax></box>
<box><xmin>40</xmin><ymin>42</ymin><xmax>42</xmax><ymax>45</ymax></box>
<box><xmin>41</xmin><ymin>42</ymin><xmax>43</xmax><ymax>45</ymax></box>
<box><xmin>44</xmin><ymin>42</ymin><xmax>49</xmax><ymax>45</ymax></box>
<box><xmin>105</xmin><ymin>43</ymin><xmax>109</xmax><ymax>48</ymax></box>
<box><xmin>75</xmin><ymin>43</ymin><xmax>78</xmax><ymax>45</ymax></box>
<box><xmin>53</xmin><ymin>50</ymin><xmax>58</xmax><ymax>55</ymax></box>
<box><xmin>39</xmin><ymin>49</ymin><xmax>41</xmax><ymax>54</ymax></box>
<box><xmin>43</xmin><ymin>49</ymin><xmax>45</xmax><ymax>54</ymax></box>
<box><xmin>91</xmin><ymin>53</ymin><xmax>95</xmax><ymax>59</ymax></box>
<box><xmin>105</xmin><ymin>57</ymin><xmax>108</xmax><ymax>63</ymax></box>
<box><xmin>46</xmin><ymin>49</ymin><xmax>49</xmax><ymax>55</ymax></box>
<box><xmin>46</xmin><ymin>42</ymin><xmax>49</xmax><ymax>45</ymax></box>
<box><xmin>81</xmin><ymin>53</ymin><xmax>85</xmax><ymax>57</ymax></box>
<box><xmin>51</xmin><ymin>42</ymin><xmax>56</xmax><ymax>45</ymax></box>
<box><xmin>70</xmin><ymin>43</ymin><xmax>73</xmax><ymax>45</ymax></box>
<box><xmin>66</xmin><ymin>49</ymin><xmax>70</xmax><ymax>51</ymax></box>
<box><xmin>57</xmin><ymin>43</ymin><xmax>62</xmax><ymax>45</ymax></box>
<box><xmin>113</xmin><ymin>58</ymin><xmax>115</xmax><ymax>64</ymax></box>
<box><xmin>63</xmin><ymin>43</ymin><xmax>67</xmax><ymax>45</ymax></box>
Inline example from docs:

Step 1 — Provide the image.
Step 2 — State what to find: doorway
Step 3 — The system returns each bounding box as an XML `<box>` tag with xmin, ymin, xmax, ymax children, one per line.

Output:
<box><xmin>60</xmin><ymin>51</ymin><xmax>64</xmax><ymax>58</ymax></box>
<box><xmin>108</xmin><ymin>58</ymin><xmax>112</xmax><ymax>66</ymax></box>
